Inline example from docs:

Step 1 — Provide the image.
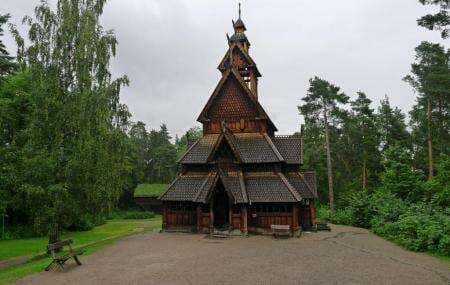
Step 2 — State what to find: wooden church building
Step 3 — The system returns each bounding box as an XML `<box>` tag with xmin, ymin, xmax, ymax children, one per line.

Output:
<box><xmin>159</xmin><ymin>8</ymin><xmax>318</xmax><ymax>236</ymax></box>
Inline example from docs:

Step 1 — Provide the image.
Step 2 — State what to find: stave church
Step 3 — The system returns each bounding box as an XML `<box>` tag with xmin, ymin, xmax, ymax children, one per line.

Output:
<box><xmin>159</xmin><ymin>7</ymin><xmax>317</xmax><ymax>236</ymax></box>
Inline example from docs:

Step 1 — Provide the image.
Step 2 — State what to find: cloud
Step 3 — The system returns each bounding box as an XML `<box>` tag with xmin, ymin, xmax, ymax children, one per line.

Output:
<box><xmin>3</xmin><ymin>0</ymin><xmax>447</xmax><ymax>136</ymax></box>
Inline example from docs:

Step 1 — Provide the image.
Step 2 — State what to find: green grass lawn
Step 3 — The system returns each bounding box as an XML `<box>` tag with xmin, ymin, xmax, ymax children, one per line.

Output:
<box><xmin>134</xmin><ymin>183</ymin><xmax>168</xmax><ymax>197</ymax></box>
<box><xmin>0</xmin><ymin>216</ymin><xmax>161</xmax><ymax>284</ymax></box>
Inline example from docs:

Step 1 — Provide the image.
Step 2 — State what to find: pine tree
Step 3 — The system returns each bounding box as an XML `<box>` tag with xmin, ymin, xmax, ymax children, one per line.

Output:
<box><xmin>0</xmin><ymin>14</ymin><xmax>16</xmax><ymax>80</ymax></box>
<box><xmin>377</xmin><ymin>96</ymin><xmax>411</xmax><ymax>152</ymax></box>
<box><xmin>417</xmin><ymin>0</ymin><xmax>450</xmax><ymax>39</ymax></box>
<box><xmin>349</xmin><ymin>92</ymin><xmax>381</xmax><ymax>190</ymax></box>
<box><xmin>404</xmin><ymin>42</ymin><xmax>450</xmax><ymax>179</ymax></box>
<box><xmin>299</xmin><ymin>76</ymin><xmax>349</xmax><ymax>213</ymax></box>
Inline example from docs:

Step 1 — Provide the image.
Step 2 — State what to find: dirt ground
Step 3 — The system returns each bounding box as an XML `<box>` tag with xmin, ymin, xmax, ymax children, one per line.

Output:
<box><xmin>18</xmin><ymin>225</ymin><xmax>450</xmax><ymax>285</ymax></box>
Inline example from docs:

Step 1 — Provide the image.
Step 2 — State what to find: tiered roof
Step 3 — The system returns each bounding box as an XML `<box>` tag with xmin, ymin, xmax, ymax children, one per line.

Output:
<box><xmin>159</xmin><ymin>170</ymin><xmax>316</xmax><ymax>203</ymax></box>
<box><xmin>179</xmin><ymin>130</ymin><xmax>303</xmax><ymax>165</ymax></box>
<box><xmin>159</xmin><ymin>10</ymin><xmax>317</xmax><ymax>205</ymax></box>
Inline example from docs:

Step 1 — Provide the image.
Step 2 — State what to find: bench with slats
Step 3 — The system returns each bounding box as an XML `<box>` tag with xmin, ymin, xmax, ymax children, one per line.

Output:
<box><xmin>270</xmin><ymin>224</ymin><xmax>291</xmax><ymax>238</ymax></box>
<box><xmin>316</xmin><ymin>222</ymin><xmax>331</xmax><ymax>231</ymax></box>
<box><xmin>45</xmin><ymin>239</ymin><xmax>85</xmax><ymax>271</ymax></box>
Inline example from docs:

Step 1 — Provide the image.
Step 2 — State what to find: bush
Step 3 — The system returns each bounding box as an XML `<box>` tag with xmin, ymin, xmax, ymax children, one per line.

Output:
<box><xmin>110</xmin><ymin>210</ymin><xmax>155</xmax><ymax>220</ymax></box>
<box><xmin>122</xmin><ymin>211</ymin><xmax>155</xmax><ymax>220</ymax></box>
<box><xmin>329</xmin><ymin>208</ymin><xmax>354</xmax><ymax>225</ymax></box>
<box><xmin>316</xmin><ymin>204</ymin><xmax>331</xmax><ymax>222</ymax></box>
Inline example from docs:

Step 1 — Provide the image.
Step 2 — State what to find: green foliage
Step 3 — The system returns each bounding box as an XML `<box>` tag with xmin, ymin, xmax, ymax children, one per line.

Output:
<box><xmin>417</xmin><ymin>0</ymin><xmax>450</xmax><ymax>38</ymax></box>
<box><xmin>175</xmin><ymin>126</ymin><xmax>202</xmax><ymax>158</ymax></box>
<box><xmin>405</xmin><ymin>42</ymin><xmax>450</xmax><ymax>173</ymax></box>
<box><xmin>0</xmin><ymin>217</ymin><xmax>162</xmax><ymax>284</ymax></box>
<box><xmin>381</xmin><ymin>147</ymin><xmax>426</xmax><ymax>201</ymax></box>
<box><xmin>321</xmin><ymin>154</ymin><xmax>450</xmax><ymax>256</ymax></box>
<box><xmin>0</xmin><ymin>14</ymin><xmax>17</xmax><ymax>79</ymax></box>
<box><xmin>122</xmin><ymin>211</ymin><xmax>155</xmax><ymax>220</ymax></box>
<box><xmin>1</xmin><ymin>0</ymin><xmax>132</xmax><ymax>238</ymax></box>
<box><xmin>134</xmin><ymin>184</ymin><xmax>168</xmax><ymax>197</ymax></box>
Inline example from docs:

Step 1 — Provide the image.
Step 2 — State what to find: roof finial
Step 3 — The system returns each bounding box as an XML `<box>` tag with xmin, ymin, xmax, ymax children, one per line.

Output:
<box><xmin>238</xmin><ymin>2</ymin><xmax>241</xmax><ymax>19</ymax></box>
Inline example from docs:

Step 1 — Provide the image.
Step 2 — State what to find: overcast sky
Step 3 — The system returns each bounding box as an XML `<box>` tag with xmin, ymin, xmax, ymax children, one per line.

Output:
<box><xmin>3</xmin><ymin>0</ymin><xmax>447</xmax><ymax>137</ymax></box>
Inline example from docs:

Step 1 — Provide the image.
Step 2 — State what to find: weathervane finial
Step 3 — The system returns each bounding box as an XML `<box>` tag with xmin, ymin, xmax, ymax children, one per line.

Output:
<box><xmin>238</xmin><ymin>2</ymin><xmax>241</xmax><ymax>19</ymax></box>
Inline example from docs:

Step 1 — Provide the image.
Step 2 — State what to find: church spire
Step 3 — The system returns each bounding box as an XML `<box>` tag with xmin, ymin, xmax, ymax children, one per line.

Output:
<box><xmin>239</xmin><ymin>2</ymin><xmax>241</xmax><ymax>18</ymax></box>
<box><xmin>233</xmin><ymin>3</ymin><xmax>246</xmax><ymax>32</ymax></box>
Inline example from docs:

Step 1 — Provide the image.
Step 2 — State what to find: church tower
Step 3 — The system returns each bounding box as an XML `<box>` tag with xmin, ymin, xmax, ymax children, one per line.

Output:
<box><xmin>198</xmin><ymin>5</ymin><xmax>275</xmax><ymax>136</ymax></box>
<box><xmin>159</xmin><ymin>5</ymin><xmax>318</xmax><ymax>237</ymax></box>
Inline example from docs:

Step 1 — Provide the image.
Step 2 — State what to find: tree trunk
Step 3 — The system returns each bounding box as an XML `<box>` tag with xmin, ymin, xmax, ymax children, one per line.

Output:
<box><xmin>362</xmin><ymin>155</ymin><xmax>367</xmax><ymax>191</ymax></box>
<box><xmin>323</xmin><ymin>108</ymin><xmax>335</xmax><ymax>214</ymax></box>
<box><xmin>427</xmin><ymin>98</ymin><xmax>434</xmax><ymax>180</ymax></box>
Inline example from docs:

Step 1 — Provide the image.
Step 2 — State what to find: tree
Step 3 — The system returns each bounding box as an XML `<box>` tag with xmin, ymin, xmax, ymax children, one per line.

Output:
<box><xmin>0</xmin><ymin>14</ymin><xmax>16</xmax><ymax>80</ymax></box>
<box><xmin>348</xmin><ymin>92</ymin><xmax>381</xmax><ymax>190</ymax></box>
<box><xmin>148</xmin><ymin>124</ymin><xmax>178</xmax><ymax>183</ymax></box>
<box><xmin>404</xmin><ymin>42</ymin><xmax>450</xmax><ymax>179</ymax></box>
<box><xmin>175</xmin><ymin>126</ymin><xmax>202</xmax><ymax>158</ymax></box>
<box><xmin>377</xmin><ymin>96</ymin><xmax>411</xmax><ymax>152</ymax></box>
<box><xmin>7</xmin><ymin>0</ymin><xmax>131</xmax><ymax>240</ymax></box>
<box><xmin>417</xmin><ymin>0</ymin><xmax>450</xmax><ymax>39</ymax></box>
<box><xmin>299</xmin><ymin>77</ymin><xmax>349</xmax><ymax>213</ymax></box>
<box><xmin>381</xmin><ymin>146</ymin><xmax>425</xmax><ymax>202</ymax></box>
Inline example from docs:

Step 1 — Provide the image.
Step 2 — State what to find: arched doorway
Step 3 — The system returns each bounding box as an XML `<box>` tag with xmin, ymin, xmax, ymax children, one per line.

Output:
<box><xmin>213</xmin><ymin>181</ymin><xmax>230</xmax><ymax>230</ymax></box>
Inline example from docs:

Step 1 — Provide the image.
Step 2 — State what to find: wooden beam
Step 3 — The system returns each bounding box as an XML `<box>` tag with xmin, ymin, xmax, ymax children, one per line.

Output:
<box><xmin>196</xmin><ymin>204</ymin><xmax>201</xmax><ymax>233</ymax></box>
<box><xmin>241</xmin><ymin>205</ymin><xmax>248</xmax><ymax>236</ymax></box>
<box><xmin>229</xmin><ymin>204</ymin><xmax>233</xmax><ymax>231</ymax></box>
<box><xmin>209</xmin><ymin>201</ymin><xmax>214</xmax><ymax>235</ymax></box>
<box><xmin>310</xmin><ymin>200</ymin><xmax>316</xmax><ymax>227</ymax></box>
<box><xmin>162</xmin><ymin>203</ymin><xmax>167</xmax><ymax>230</ymax></box>
<box><xmin>292</xmin><ymin>204</ymin><xmax>299</xmax><ymax>232</ymax></box>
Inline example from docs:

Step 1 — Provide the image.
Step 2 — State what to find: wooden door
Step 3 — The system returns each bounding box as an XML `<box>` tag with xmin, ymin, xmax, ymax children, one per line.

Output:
<box><xmin>300</xmin><ymin>206</ymin><xmax>312</xmax><ymax>229</ymax></box>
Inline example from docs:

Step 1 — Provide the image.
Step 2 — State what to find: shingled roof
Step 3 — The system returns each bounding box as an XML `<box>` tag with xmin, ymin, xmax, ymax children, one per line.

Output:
<box><xmin>286</xmin><ymin>172</ymin><xmax>318</xmax><ymax>199</ymax></box>
<box><xmin>220</xmin><ymin>170</ymin><xmax>248</xmax><ymax>203</ymax></box>
<box><xmin>159</xmin><ymin>174</ymin><xmax>211</xmax><ymax>202</ymax></box>
<box><xmin>179</xmin><ymin>134</ymin><xmax>219</xmax><ymax>164</ymax></box>
<box><xmin>197</xmin><ymin>69</ymin><xmax>277</xmax><ymax>131</ymax></box>
<box><xmin>159</xmin><ymin>170</ymin><xmax>318</xmax><ymax>203</ymax></box>
<box><xmin>272</xmin><ymin>136</ymin><xmax>303</xmax><ymax>164</ymax></box>
<box><xmin>244</xmin><ymin>173</ymin><xmax>301</xmax><ymax>203</ymax></box>
<box><xmin>180</xmin><ymin>131</ymin><xmax>302</xmax><ymax>165</ymax></box>
<box><xmin>302</xmin><ymin>171</ymin><xmax>318</xmax><ymax>198</ymax></box>
<box><xmin>217</xmin><ymin>44</ymin><xmax>261</xmax><ymax>76</ymax></box>
<box><xmin>232</xmin><ymin>133</ymin><xmax>283</xmax><ymax>163</ymax></box>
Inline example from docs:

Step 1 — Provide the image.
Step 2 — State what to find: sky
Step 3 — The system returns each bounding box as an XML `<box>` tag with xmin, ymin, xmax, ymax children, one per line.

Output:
<box><xmin>3</xmin><ymin>0</ymin><xmax>448</xmax><ymax>137</ymax></box>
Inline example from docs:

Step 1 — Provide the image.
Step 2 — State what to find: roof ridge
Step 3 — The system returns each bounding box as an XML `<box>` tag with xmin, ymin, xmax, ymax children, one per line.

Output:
<box><xmin>298</xmin><ymin>172</ymin><xmax>317</xmax><ymax>199</ymax></box>
<box><xmin>263</xmin><ymin>133</ymin><xmax>284</xmax><ymax>162</ymax></box>
<box><xmin>158</xmin><ymin>175</ymin><xmax>181</xmax><ymax>200</ymax></box>
<box><xmin>178</xmin><ymin>139</ymin><xmax>200</xmax><ymax>164</ymax></box>
<box><xmin>278</xmin><ymin>172</ymin><xmax>302</xmax><ymax>202</ymax></box>
<box><xmin>222</xmin><ymin>130</ymin><xmax>243</xmax><ymax>163</ymax></box>
<box><xmin>206</xmin><ymin>133</ymin><xmax>224</xmax><ymax>163</ymax></box>
<box><xmin>218</xmin><ymin>44</ymin><xmax>260</xmax><ymax>75</ymax></box>
<box><xmin>194</xmin><ymin>171</ymin><xmax>218</xmax><ymax>202</ymax></box>
<box><xmin>197</xmin><ymin>68</ymin><xmax>277</xmax><ymax>131</ymax></box>
<box><xmin>238</xmin><ymin>169</ymin><xmax>249</xmax><ymax>204</ymax></box>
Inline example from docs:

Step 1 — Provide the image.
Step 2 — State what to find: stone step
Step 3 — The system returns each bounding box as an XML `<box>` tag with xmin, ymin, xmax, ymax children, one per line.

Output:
<box><xmin>211</xmin><ymin>231</ymin><xmax>231</xmax><ymax>239</ymax></box>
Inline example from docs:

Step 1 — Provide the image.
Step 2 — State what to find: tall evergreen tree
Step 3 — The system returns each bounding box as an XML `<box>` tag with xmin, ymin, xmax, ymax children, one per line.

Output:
<box><xmin>377</xmin><ymin>96</ymin><xmax>411</xmax><ymax>152</ymax></box>
<box><xmin>404</xmin><ymin>42</ymin><xmax>450</xmax><ymax>179</ymax></box>
<box><xmin>348</xmin><ymin>92</ymin><xmax>381</xmax><ymax>190</ymax></box>
<box><xmin>0</xmin><ymin>14</ymin><xmax>16</xmax><ymax>80</ymax></box>
<box><xmin>417</xmin><ymin>0</ymin><xmax>450</xmax><ymax>38</ymax></box>
<box><xmin>299</xmin><ymin>76</ymin><xmax>349</xmax><ymax>213</ymax></box>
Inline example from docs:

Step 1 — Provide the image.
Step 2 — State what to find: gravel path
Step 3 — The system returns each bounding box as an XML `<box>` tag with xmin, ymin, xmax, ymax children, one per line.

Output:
<box><xmin>18</xmin><ymin>225</ymin><xmax>450</xmax><ymax>285</ymax></box>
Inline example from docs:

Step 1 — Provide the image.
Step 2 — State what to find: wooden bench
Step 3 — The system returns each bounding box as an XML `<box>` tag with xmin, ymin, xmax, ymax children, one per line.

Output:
<box><xmin>45</xmin><ymin>239</ymin><xmax>85</xmax><ymax>271</ymax></box>
<box><xmin>316</xmin><ymin>222</ymin><xmax>331</xmax><ymax>231</ymax></box>
<box><xmin>270</xmin><ymin>224</ymin><xmax>291</xmax><ymax>238</ymax></box>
